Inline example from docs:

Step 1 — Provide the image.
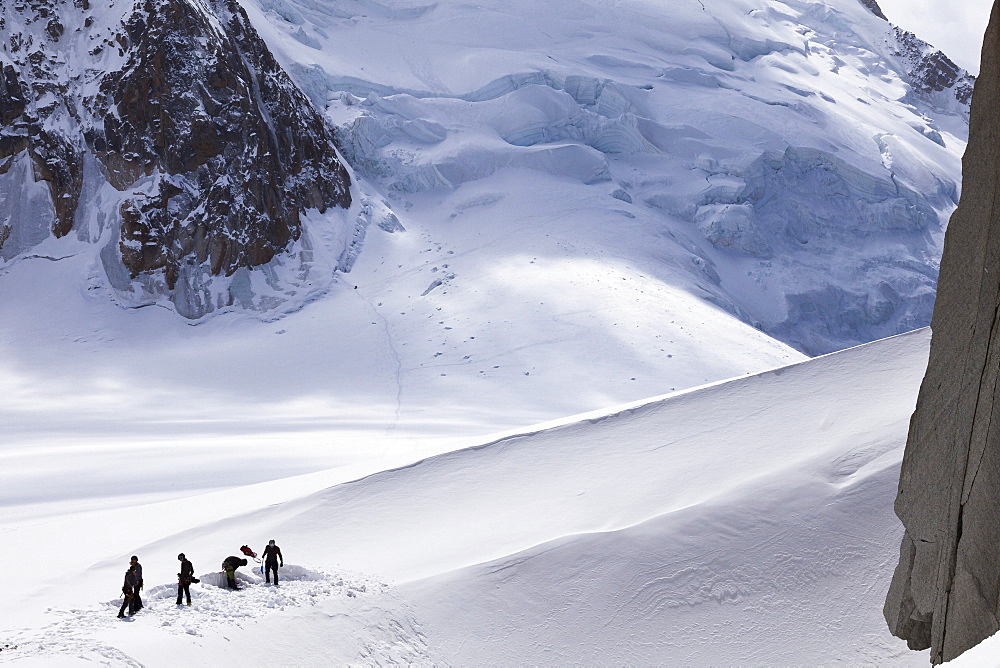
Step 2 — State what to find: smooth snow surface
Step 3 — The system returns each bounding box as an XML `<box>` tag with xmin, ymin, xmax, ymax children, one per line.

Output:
<box><xmin>0</xmin><ymin>329</ymin><xmax>931</xmax><ymax>664</ymax></box>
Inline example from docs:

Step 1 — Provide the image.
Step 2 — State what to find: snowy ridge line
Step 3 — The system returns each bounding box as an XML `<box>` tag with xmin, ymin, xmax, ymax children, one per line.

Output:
<box><xmin>331</xmin><ymin>327</ymin><xmax>930</xmax><ymax>495</ymax></box>
<box><xmin>63</xmin><ymin>328</ymin><xmax>911</xmax><ymax>596</ymax></box>
<box><xmin>422</xmin><ymin>416</ymin><xmax>904</xmax><ymax>581</ymax></box>
<box><xmin>184</xmin><ymin>327</ymin><xmax>927</xmax><ymax>593</ymax></box>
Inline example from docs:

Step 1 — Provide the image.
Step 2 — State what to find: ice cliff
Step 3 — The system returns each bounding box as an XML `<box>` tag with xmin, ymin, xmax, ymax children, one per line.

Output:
<box><xmin>884</xmin><ymin>1</ymin><xmax>1000</xmax><ymax>663</ymax></box>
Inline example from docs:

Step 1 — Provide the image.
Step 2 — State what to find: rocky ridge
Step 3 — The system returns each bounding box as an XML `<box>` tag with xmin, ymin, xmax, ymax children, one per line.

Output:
<box><xmin>858</xmin><ymin>0</ymin><xmax>888</xmax><ymax>21</ymax></box>
<box><xmin>894</xmin><ymin>27</ymin><xmax>976</xmax><ymax>108</ymax></box>
<box><xmin>859</xmin><ymin>0</ymin><xmax>975</xmax><ymax>109</ymax></box>
<box><xmin>0</xmin><ymin>0</ymin><xmax>353</xmax><ymax>317</ymax></box>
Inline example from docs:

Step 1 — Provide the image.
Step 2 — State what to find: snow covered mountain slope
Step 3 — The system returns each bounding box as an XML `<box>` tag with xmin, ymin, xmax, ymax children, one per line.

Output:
<box><xmin>0</xmin><ymin>0</ymin><xmax>976</xmax><ymax>462</ymax></box>
<box><xmin>239</xmin><ymin>0</ymin><xmax>971</xmax><ymax>355</ymax></box>
<box><xmin>0</xmin><ymin>202</ymin><xmax>806</xmax><ymax>510</ymax></box>
<box><xmin>0</xmin><ymin>0</ymin><xmax>972</xmax><ymax>347</ymax></box>
<box><xmin>0</xmin><ymin>328</ymin><xmax>930</xmax><ymax>664</ymax></box>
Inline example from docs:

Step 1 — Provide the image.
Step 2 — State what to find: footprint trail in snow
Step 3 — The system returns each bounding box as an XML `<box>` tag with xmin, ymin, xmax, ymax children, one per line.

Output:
<box><xmin>4</xmin><ymin>566</ymin><xmax>428</xmax><ymax>665</ymax></box>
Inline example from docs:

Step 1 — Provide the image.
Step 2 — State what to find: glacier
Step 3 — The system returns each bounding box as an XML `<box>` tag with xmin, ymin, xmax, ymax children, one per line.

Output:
<box><xmin>246</xmin><ymin>0</ymin><xmax>969</xmax><ymax>354</ymax></box>
<box><xmin>0</xmin><ymin>0</ymin><xmax>973</xmax><ymax>354</ymax></box>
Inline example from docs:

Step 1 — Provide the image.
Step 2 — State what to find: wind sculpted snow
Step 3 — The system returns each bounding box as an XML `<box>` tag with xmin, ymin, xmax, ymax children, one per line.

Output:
<box><xmin>0</xmin><ymin>328</ymin><xmax>931</xmax><ymax>664</ymax></box>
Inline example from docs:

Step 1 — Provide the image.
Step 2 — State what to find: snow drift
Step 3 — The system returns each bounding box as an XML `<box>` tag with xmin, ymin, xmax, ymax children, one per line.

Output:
<box><xmin>1</xmin><ymin>328</ymin><xmax>931</xmax><ymax>664</ymax></box>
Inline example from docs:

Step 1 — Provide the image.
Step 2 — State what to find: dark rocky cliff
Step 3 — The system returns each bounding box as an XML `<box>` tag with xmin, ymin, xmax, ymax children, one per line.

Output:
<box><xmin>884</xmin><ymin>1</ymin><xmax>1000</xmax><ymax>663</ymax></box>
<box><xmin>0</xmin><ymin>0</ymin><xmax>352</xmax><ymax>316</ymax></box>
<box><xmin>99</xmin><ymin>0</ymin><xmax>351</xmax><ymax>289</ymax></box>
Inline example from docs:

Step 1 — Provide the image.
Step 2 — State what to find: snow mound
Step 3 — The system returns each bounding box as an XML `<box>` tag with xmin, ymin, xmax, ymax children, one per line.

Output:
<box><xmin>129</xmin><ymin>566</ymin><xmax>380</xmax><ymax>621</ymax></box>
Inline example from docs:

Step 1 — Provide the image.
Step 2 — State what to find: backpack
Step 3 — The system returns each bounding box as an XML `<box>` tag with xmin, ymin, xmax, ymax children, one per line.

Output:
<box><xmin>240</xmin><ymin>545</ymin><xmax>257</xmax><ymax>558</ymax></box>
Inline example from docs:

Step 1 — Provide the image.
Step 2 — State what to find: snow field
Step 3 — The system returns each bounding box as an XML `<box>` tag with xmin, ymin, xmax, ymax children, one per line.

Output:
<box><xmin>0</xmin><ymin>0</ymin><xmax>987</xmax><ymax>663</ymax></box>
<box><xmin>0</xmin><ymin>327</ymin><xmax>934</xmax><ymax>664</ymax></box>
<box><xmin>4</xmin><ymin>566</ymin><xmax>402</xmax><ymax>666</ymax></box>
<box><xmin>0</xmin><ymin>166</ymin><xmax>808</xmax><ymax>514</ymax></box>
<box><xmin>405</xmin><ymin>464</ymin><xmax>918</xmax><ymax>664</ymax></box>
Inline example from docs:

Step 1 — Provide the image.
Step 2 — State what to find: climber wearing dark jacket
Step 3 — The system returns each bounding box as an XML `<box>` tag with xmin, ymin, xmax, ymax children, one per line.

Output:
<box><xmin>177</xmin><ymin>553</ymin><xmax>196</xmax><ymax>605</ymax></box>
<box><xmin>262</xmin><ymin>539</ymin><xmax>284</xmax><ymax>585</ymax></box>
<box><xmin>118</xmin><ymin>565</ymin><xmax>138</xmax><ymax>618</ymax></box>
<box><xmin>129</xmin><ymin>556</ymin><xmax>143</xmax><ymax>612</ymax></box>
<box><xmin>222</xmin><ymin>556</ymin><xmax>247</xmax><ymax>590</ymax></box>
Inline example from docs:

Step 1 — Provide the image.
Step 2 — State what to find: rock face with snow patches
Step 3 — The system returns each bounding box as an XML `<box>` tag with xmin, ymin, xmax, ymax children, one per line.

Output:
<box><xmin>0</xmin><ymin>0</ymin><xmax>351</xmax><ymax>317</ymax></box>
<box><xmin>858</xmin><ymin>0</ymin><xmax>888</xmax><ymax>21</ymax></box>
<box><xmin>884</xmin><ymin>2</ymin><xmax>1000</xmax><ymax>663</ymax></box>
<box><xmin>893</xmin><ymin>27</ymin><xmax>976</xmax><ymax>108</ymax></box>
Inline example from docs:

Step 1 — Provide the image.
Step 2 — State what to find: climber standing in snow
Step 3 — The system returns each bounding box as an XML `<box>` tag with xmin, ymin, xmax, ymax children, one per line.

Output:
<box><xmin>222</xmin><ymin>555</ymin><xmax>248</xmax><ymax>590</ymax></box>
<box><xmin>129</xmin><ymin>556</ymin><xmax>143</xmax><ymax>612</ymax></box>
<box><xmin>118</xmin><ymin>565</ymin><xmax>138</xmax><ymax>618</ymax></box>
<box><xmin>262</xmin><ymin>539</ymin><xmax>284</xmax><ymax>585</ymax></box>
<box><xmin>177</xmin><ymin>553</ymin><xmax>196</xmax><ymax>605</ymax></box>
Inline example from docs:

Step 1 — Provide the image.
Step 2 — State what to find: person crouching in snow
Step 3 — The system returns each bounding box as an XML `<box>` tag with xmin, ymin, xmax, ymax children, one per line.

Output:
<box><xmin>177</xmin><ymin>553</ymin><xmax>197</xmax><ymax>605</ymax></box>
<box><xmin>262</xmin><ymin>539</ymin><xmax>283</xmax><ymax>585</ymax></box>
<box><xmin>222</xmin><ymin>556</ymin><xmax>247</xmax><ymax>590</ymax></box>
<box><xmin>118</xmin><ymin>565</ymin><xmax>137</xmax><ymax>618</ymax></box>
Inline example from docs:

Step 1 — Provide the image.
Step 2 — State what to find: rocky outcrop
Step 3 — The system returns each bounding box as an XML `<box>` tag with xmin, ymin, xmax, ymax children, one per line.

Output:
<box><xmin>884</xmin><ymin>1</ymin><xmax>1000</xmax><ymax>663</ymax></box>
<box><xmin>858</xmin><ymin>0</ymin><xmax>888</xmax><ymax>21</ymax></box>
<box><xmin>0</xmin><ymin>4</ymin><xmax>84</xmax><ymax>242</ymax></box>
<box><xmin>96</xmin><ymin>0</ymin><xmax>351</xmax><ymax>288</ymax></box>
<box><xmin>858</xmin><ymin>0</ymin><xmax>976</xmax><ymax>110</ymax></box>
<box><xmin>0</xmin><ymin>0</ymin><xmax>352</xmax><ymax>314</ymax></box>
<box><xmin>894</xmin><ymin>27</ymin><xmax>976</xmax><ymax>107</ymax></box>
